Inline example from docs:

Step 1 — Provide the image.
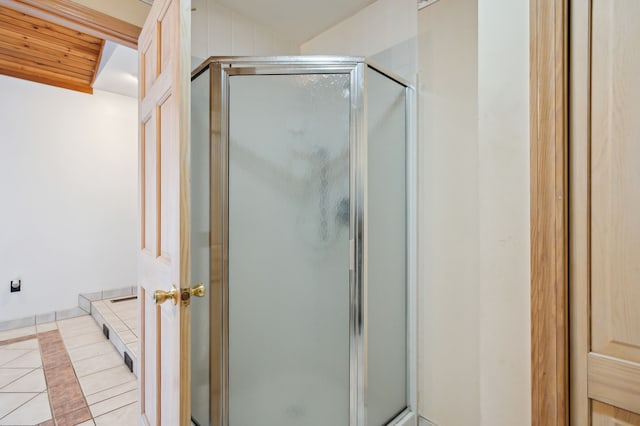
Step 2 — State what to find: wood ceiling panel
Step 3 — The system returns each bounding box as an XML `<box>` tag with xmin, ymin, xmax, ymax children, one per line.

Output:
<box><xmin>0</xmin><ymin>4</ymin><xmax>104</xmax><ymax>93</ymax></box>
<box><xmin>0</xmin><ymin>38</ymin><xmax>97</xmax><ymax>71</ymax></box>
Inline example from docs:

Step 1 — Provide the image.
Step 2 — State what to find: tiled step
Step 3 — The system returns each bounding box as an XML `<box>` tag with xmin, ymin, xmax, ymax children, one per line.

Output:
<box><xmin>80</xmin><ymin>288</ymin><xmax>139</xmax><ymax>378</ymax></box>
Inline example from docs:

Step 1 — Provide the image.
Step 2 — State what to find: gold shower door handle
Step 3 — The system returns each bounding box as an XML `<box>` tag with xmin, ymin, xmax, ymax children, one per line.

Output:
<box><xmin>154</xmin><ymin>285</ymin><xmax>178</xmax><ymax>305</ymax></box>
<box><xmin>190</xmin><ymin>283</ymin><xmax>206</xmax><ymax>298</ymax></box>
<box><xmin>154</xmin><ymin>284</ymin><xmax>205</xmax><ymax>306</ymax></box>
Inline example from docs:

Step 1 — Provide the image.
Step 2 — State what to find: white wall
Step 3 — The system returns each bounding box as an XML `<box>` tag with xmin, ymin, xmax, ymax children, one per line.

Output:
<box><xmin>0</xmin><ymin>76</ymin><xmax>138</xmax><ymax>322</ymax></box>
<box><xmin>418</xmin><ymin>0</ymin><xmax>530</xmax><ymax>424</ymax></box>
<box><xmin>300</xmin><ymin>0</ymin><xmax>418</xmax><ymax>82</ymax></box>
<box><xmin>191</xmin><ymin>0</ymin><xmax>298</xmax><ymax>67</ymax></box>
<box><xmin>71</xmin><ymin>0</ymin><xmax>150</xmax><ymax>27</ymax></box>
<box><xmin>477</xmin><ymin>0</ymin><xmax>530</xmax><ymax>423</ymax></box>
<box><xmin>417</xmin><ymin>0</ymin><xmax>480</xmax><ymax>423</ymax></box>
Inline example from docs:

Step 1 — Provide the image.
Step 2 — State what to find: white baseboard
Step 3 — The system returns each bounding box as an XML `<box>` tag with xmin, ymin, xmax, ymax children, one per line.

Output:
<box><xmin>0</xmin><ymin>286</ymin><xmax>135</xmax><ymax>332</ymax></box>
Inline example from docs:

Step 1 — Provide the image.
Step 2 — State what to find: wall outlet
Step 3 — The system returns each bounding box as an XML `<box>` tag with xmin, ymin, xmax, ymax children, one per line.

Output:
<box><xmin>10</xmin><ymin>279</ymin><xmax>21</xmax><ymax>292</ymax></box>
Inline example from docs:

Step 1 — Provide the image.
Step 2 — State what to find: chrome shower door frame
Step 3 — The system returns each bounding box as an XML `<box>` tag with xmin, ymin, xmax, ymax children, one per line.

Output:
<box><xmin>193</xmin><ymin>56</ymin><xmax>417</xmax><ymax>426</ymax></box>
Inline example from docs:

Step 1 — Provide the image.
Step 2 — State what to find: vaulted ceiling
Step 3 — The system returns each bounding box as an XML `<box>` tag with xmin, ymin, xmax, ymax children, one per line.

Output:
<box><xmin>0</xmin><ymin>4</ymin><xmax>104</xmax><ymax>93</ymax></box>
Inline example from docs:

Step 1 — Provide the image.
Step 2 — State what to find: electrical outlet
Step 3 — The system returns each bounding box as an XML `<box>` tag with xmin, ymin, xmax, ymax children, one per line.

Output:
<box><xmin>10</xmin><ymin>279</ymin><xmax>21</xmax><ymax>292</ymax></box>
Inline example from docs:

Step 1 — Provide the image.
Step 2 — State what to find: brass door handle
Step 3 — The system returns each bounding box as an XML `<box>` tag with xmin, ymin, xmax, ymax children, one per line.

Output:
<box><xmin>190</xmin><ymin>283</ymin><xmax>206</xmax><ymax>298</ymax></box>
<box><xmin>154</xmin><ymin>285</ymin><xmax>178</xmax><ymax>305</ymax></box>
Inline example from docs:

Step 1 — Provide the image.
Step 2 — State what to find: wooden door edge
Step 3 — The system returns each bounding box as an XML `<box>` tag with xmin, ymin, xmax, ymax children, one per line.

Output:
<box><xmin>530</xmin><ymin>0</ymin><xmax>570</xmax><ymax>424</ymax></box>
<box><xmin>0</xmin><ymin>0</ymin><xmax>141</xmax><ymax>49</ymax></box>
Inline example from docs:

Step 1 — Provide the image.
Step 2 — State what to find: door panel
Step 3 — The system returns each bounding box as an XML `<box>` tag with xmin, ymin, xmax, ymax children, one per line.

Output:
<box><xmin>571</xmin><ymin>0</ymin><xmax>640</xmax><ymax>423</ymax></box>
<box><xmin>592</xmin><ymin>401</ymin><xmax>640</xmax><ymax>426</ymax></box>
<box><xmin>227</xmin><ymin>73</ymin><xmax>351</xmax><ymax>426</ymax></box>
<box><xmin>138</xmin><ymin>0</ymin><xmax>190</xmax><ymax>424</ymax></box>
<box><xmin>589</xmin><ymin>0</ymin><xmax>640</xmax><ymax>414</ymax></box>
<box><xmin>590</xmin><ymin>0</ymin><xmax>640</xmax><ymax>364</ymax></box>
<box><xmin>588</xmin><ymin>354</ymin><xmax>640</xmax><ymax>414</ymax></box>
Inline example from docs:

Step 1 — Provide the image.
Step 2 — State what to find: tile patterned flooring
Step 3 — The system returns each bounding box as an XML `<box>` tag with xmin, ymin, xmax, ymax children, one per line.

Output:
<box><xmin>90</xmin><ymin>298</ymin><xmax>137</xmax><ymax>359</ymax></box>
<box><xmin>0</xmin><ymin>316</ymin><xmax>137</xmax><ymax>425</ymax></box>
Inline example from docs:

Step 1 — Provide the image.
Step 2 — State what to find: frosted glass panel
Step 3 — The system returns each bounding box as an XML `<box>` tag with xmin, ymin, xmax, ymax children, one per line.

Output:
<box><xmin>366</xmin><ymin>67</ymin><xmax>407</xmax><ymax>425</ymax></box>
<box><xmin>228</xmin><ymin>74</ymin><xmax>351</xmax><ymax>426</ymax></box>
<box><xmin>190</xmin><ymin>70</ymin><xmax>210</xmax><ymax>426</ymax></box>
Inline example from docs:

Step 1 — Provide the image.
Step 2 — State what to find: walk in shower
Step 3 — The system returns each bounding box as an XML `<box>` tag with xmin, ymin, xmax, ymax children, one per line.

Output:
<box><xmin>190</xmin><ymin>57</ymin><xmax>416</xmax><ymax>426</ymax></box>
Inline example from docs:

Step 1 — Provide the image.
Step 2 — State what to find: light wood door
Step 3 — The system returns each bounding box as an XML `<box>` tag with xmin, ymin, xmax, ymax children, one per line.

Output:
<box><xmin>137</xmin><ymin>0</ymin><xmax>190</xmax><ymax>425</ymax></box>
<box><xmin>570</xmin><ymin>0</ymin><xmax>640</xmax><ymax>424</ymax></box>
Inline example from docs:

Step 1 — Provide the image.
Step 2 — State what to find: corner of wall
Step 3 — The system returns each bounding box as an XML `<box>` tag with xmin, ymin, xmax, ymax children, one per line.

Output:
<box><xmin>300</xmin><ymin>0</ymin><xmax>418</xmax><ymax>83</ymax></box>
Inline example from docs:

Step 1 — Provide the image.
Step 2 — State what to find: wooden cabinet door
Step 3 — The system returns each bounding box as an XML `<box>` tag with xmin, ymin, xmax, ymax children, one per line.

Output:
<box><xmin>137</xmin><ymin>0</ymin><xmax>191</xmax><ymax>424</ymax></box>
<box><xmin>571</xmin><ymin>0</ymin><xmax>640</xmax><ymax>424</ymax></box>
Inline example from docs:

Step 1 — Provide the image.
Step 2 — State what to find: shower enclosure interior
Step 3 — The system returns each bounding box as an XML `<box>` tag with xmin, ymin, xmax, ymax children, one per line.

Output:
<box><xmin>189</xmin><ymin>57</ymin><xmax>415</xmax><ymax>426</ymax></box>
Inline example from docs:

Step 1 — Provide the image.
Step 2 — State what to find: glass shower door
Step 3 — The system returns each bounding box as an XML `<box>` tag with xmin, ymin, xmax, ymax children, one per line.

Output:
<box><xmin>191</xmin><ymin>57</ymin><xmax>414</xmax><ymax>426</ymax></box>
<box><xmin>366</xmin><ymin>66</ymin><xmax>408</xmax><ymax>426</ymax></box>
<box><xmin>227</xmin><ymin>73</ymin><xmax>351</xmax><ymax>426</ymax></box>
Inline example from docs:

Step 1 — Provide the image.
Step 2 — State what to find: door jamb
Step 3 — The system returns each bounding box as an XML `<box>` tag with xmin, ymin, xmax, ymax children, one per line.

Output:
<box><xmin>530</xmin><ymin>0</ymin><xmax>570</xmax><ymax>424</ymax></box>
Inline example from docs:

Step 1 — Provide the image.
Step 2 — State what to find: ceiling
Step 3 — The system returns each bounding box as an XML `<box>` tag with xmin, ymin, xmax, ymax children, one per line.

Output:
<box><xmin>93</xmin><ymin>41</ymin><xmax>138</xmax><ymax>98</ymax></box>
<box><xmin>0</xmin><ymin>0</ymin><xmax>384</xmax><ymax>97</ymax></box>
<box><xmin>215</xmin><ymin>0</ymin><xmax>377</xmax><ymax>44</ymax></box>
<box><xmin>0</xmin><ymin>4</ymin><xmax>104</xmax><ymax>94</ymax></box>
<box><xmin>93</xmin><ymin>0</ymin><xmax>383</xmax><ymax>99</ymax></box>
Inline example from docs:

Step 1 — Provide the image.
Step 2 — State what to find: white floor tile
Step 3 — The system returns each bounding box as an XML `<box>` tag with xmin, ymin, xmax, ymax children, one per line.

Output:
<box><xmin>124</xmin><ymin>321</ymin><xmax>137</xmax><ymax>332</ymax></box>
<box><xmin>0</xmin><ymin>369</ymin><xmax>33</xmax><ymax>390</ymax></box>
<box><xmin>62</xmin><ymin>331</ymin><xmax>107</xmax><ymax>350</ymax></box>
<box><xmin>85</xmin><ymin>380</ymin><xmax>137</xmax><ymax>406</ymax></box>
<box><xmin>96</xmin><ymin>311</ymin><xmax>119</xmax><ymax>322</ymax></box>
<box><xmin>68</xmin><ymin>341</ymin><xmax>116</xmax><ymax>363</ymax></box>
<box><xmin>0</xmin><ymin>350</ymin><xmax>30</xmax><ymax>368</ymax></box>
<box><xmin>119</xmin><ymin>330</ymin><xmax>137</xmax><ymax>344</ymax></box>
<box><xmin>35</xmin><ymin>322</ymin><xmax>57</xmax><ymax>333</ymax></box>
<box><xmin>91</xmin><ymin>301</ymin><xmax>108</xmax><ymax>309</ymax></box>
<box><xmin>56</xmin><ymin>316</ymin><xmax>95</xmax><ymax>330</ymax></box>
<box><xmin>0</xmin><ymin>392</ymin><xmax>38</xmax><ymax>419</ymax></box>
<box><xmin>111</xmin><ymin>321</ymin><xmax>130</xmax><ymax>333</ymax></box>
<box><xmin>1</xmin><ymin>350</ymin><xmax>41</xmax><ymax>369</ymax></box>
<box><xmin>118</xmin><ymin>315</ymin><xmax>138</xmax><ymax>324</ymax></box>
<box><xmin>0</xmin><ymin>392</ymin><xmax>51</xmax><ymax>425</ymax></box>
<box><xmin>0</xmin><ymin>327</ymin><xmax>36</xmax><ymax>342</ymax></box>
<box><xmin>73</xmin><ymin>351</ymin><xmax>124</xmax><ymax>377</ymax></box>
<box><xmin>58</xmin><ymin>323</ymin><xmax>101</xmax><ymax>338</ymax></box>
<box><xmin>124</xmin><ymin>343</ymin><xmax>137</xmax><ymax>358</ymax></box>
<box><xmin>89</xmin><ymin>389</ymin><xmax>137</xmax><ymax>418</ymax></box>
<box><xmin>79</xmin><ymin>365</ymin><xmax>136</xmax><ymax>396</ymax></box>
<box><xmin>1</xmin><ymin>339</ymin><xmax>38</xmax><ymax>351</ymax></box>
<box><xmin>93</xmin><ymin>402</ymin><xmax>137</xmax><ymax>426</ymax></box>
<box><xmin>0</xmin><ymin>369</ymin><xmax>45</xmax><ymax>393</ymax></box>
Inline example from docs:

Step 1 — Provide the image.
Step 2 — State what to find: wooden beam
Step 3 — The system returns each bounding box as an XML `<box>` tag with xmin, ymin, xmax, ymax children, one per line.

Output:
<box><xmin>530</xmin><ymin>0</ymin><xmax>569</xmax><ymax>424</ymax></box>
<box><xmin>0</xmin><ymin>61</ymin><xmax>92</xmax><ymax>93</ymax></box>
<box><xmin>90</xmin><ymin>38</ymin><xmax>104</xmax><ymax>86</ymax></box>
<box><xmin>0</xmin><ymin>0</ymin><xmax>141</xmax><ymax>49</ymax></box>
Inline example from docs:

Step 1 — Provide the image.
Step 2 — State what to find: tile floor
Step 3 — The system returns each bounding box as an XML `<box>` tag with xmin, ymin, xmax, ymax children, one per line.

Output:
<box><xmin>91</xmin><ymin>298</ymin><xmax>137</xmax><ymax>358</ymax></box>
<box><xmin>0</xmin><ymin>316</ymin><xmax>137</xmax><ymax>426</ymax></box>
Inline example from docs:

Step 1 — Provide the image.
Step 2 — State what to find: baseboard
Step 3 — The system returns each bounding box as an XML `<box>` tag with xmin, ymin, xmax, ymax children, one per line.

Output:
<box><xmin>0</xmin><ymin>306</ymin><xmax>87</xmax><ymax>331</ymax></box>
<box><xmin>0</xmin><ymin>286</ymin><xmax>136</xmax><ymax>332</ymax></box>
